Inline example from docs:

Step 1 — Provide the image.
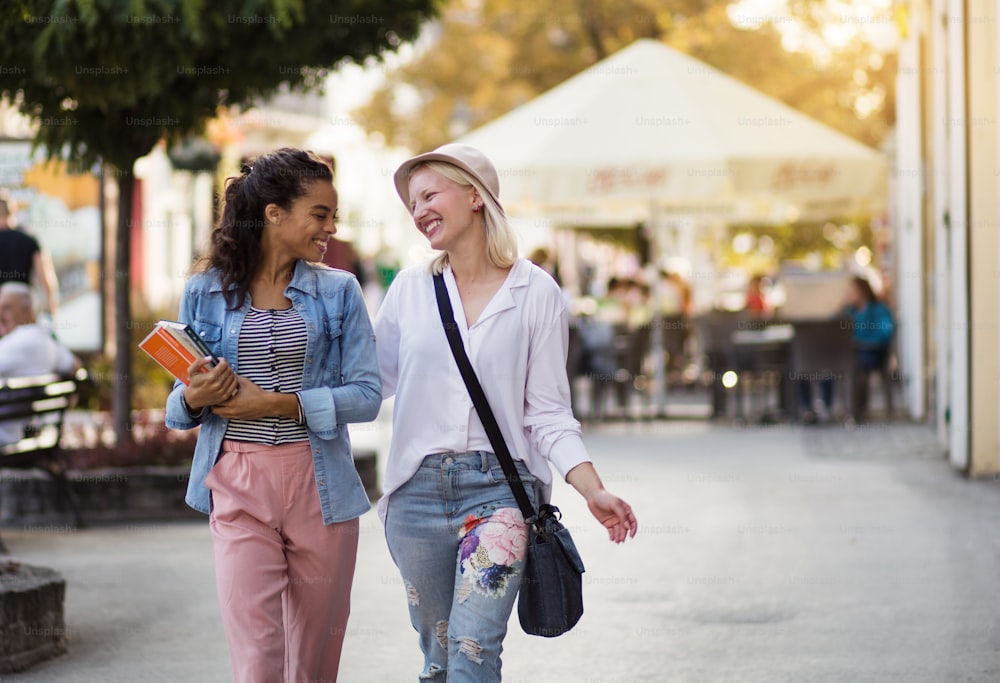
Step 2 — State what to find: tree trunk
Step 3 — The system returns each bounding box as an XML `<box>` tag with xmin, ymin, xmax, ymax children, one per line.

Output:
<box><xmin>578</xmin><ymin>0</ymin><xmax>607</xmax><ymax>60</ymax></box>
<box><xmin>112</xmin><ymin>170</ymin><xmax>135</xmax><ymax>448</ymax></box>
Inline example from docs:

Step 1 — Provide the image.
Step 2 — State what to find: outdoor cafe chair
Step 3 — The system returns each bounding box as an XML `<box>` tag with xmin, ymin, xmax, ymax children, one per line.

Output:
<box><xmin>729</xmin><ymin>323</ymin><xmax>793</xmax><ymax>423</ymax></box>
<box><xmin>611</xmin><ymin>322</ymin><xmax>652</xmax><ymax>419</ymax></box>
<box><xmin>659</xmin><ymin>314</ymin><xmax>691</xmax><ymax>389</ymax></box>
<box><xmin>692</xmin><ymin>311</ymin><xmax>748</xmax><ymax>418</ymax></box>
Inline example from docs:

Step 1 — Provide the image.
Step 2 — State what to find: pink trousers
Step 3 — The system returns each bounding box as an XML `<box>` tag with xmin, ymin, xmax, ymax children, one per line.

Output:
<box><xmin>206</xmin><ymin>439</ymin><xmax>359</xmax><ymax>683</ymax></box>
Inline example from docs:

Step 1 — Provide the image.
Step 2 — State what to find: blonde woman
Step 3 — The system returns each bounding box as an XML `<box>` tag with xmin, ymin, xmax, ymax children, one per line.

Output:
<box><xmin>374</xmin><ymin>144</ymin><xmax>637</xmax><ymax>681</ymax></box>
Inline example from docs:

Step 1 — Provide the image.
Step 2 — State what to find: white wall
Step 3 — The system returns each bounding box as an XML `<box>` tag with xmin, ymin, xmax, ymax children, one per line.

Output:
<box><xmin>894</xmin><ymin>25</ymin><xmax>926</xmax><ymax>420</ymax></box>
<box><xmin>946</xmin><ymin>0</ymin><xmax>969</xmax><ymax>469</ymax></box>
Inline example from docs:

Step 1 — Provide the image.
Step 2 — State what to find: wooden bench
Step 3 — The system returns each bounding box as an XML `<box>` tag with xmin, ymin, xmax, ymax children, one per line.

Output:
<box><xmin>0</xmin><ymin>370</ymin><xmax>88</xmax><ymax>541</ymax></box>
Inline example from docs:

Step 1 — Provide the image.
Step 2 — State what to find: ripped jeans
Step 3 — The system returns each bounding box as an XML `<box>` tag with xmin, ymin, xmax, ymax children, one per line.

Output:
<box><xmin>384</xmin><ymin>451</ymin><xmax>540</xmax><ymax>682</ymax></box>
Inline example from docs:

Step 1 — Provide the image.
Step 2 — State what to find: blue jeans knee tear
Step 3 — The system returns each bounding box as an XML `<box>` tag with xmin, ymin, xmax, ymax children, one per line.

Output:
<box><xmin>420</xmin><ymin>663</ymin><xmax>445</xmax><ymax>680</ymax></box>
<box><xmin>404</xmin><ymin>580</ymin><xmax>420</xmax><ymax>607</ymax></box>
<box><xmin>456</xmin><ymin>636</ymin><xmax>484</xmax><ymax>665</ymax></box>
<box><xmin>435</xmin><ymin>620</ymin><xmax>448</xmax><ymax>651</ymax></box>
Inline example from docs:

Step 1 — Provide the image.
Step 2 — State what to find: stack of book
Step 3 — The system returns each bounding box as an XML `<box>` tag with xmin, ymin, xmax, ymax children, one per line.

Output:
<box><xmin>138</xmin><ymin>320</ymin><xmax>218</xmax><ymax>385</ymax></box>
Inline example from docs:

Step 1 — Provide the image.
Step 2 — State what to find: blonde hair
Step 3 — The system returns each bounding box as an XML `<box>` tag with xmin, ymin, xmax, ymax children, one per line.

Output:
<box><xmin>407</xmin><ymin>161</ymin><xmax>517</xmax><ymax>275</ymax></box>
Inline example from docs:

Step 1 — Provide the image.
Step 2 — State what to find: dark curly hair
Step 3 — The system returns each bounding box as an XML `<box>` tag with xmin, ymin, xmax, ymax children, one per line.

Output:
<box><xmin>205</xmin><ymin>147</ymin><xmax>333</xmax><ymax>309</ymax></box>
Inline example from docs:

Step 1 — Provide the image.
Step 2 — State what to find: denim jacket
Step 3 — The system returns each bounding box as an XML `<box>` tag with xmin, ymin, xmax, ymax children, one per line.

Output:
<box><xmin>164</xmin><ymin>260</ymin><xmax>382</xmax><ymax>524</ymax></box>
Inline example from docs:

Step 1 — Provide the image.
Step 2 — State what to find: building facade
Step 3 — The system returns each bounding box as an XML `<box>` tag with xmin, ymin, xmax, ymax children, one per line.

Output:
<box><xmin>895</xmin><ymin>0</ymin><xmax>999</xmax><ymax>475</ymax></box>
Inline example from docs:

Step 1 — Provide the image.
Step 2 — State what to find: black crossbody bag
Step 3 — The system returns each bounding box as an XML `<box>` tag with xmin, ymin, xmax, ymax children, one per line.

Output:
<box><xmin>433</xmin><ymin>273</ymin><xmax>585</xmax><ymax>637</ymax></box>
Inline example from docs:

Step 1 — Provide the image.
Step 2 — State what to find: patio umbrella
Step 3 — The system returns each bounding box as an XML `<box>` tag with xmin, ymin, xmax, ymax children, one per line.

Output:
<box><xmin>458</xmin><ymin>39</ymin><xmax>886</xmax><ymax>226</ymax></box>
<box><xmin>459</xmin><ymin>39</ymin><xmax>888</xmax><ymax>416</ymax></box>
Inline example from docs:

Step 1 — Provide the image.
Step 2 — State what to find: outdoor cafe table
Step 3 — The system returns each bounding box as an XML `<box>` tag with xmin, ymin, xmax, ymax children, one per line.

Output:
<box><xmin>728</xmin><ymin>320</ymin><xmax>857</xmax><ymax>423</ymax></box>
<box><xmin>729</xmin><ymin>324</ymin><xmax>795</xmax><ymax>422</ymax></box>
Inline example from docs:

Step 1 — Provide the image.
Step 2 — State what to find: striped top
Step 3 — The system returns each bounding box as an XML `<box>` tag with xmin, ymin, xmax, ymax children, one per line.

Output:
<box><xmin>224</xmin><ymin>306</ymin><xmax>309</xmax><ymax>444</ymax></box>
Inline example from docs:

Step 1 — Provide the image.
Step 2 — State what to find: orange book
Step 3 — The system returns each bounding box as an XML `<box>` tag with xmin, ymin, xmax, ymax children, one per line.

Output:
<box><xmin>138</xmin><ymin>321</ymin><xmax>216</xmax><ymax>385</ymax></box>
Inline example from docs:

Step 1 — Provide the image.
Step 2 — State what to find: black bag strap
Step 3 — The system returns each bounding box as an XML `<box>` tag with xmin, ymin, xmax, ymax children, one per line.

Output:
<box><xmin>433</xmin><ymin>273</ymin><xmax>537</xmax><ymax>524</ymax></box>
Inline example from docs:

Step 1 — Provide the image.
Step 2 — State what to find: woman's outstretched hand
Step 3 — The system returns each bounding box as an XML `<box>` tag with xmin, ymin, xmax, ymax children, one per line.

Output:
<box><xmin>566</xmin><ymin>462</ymin><xmax>638</xmax><ymax>543</ymax></box>
<box><xmin>585</xmin><ymin>488</ymin><xmax>638</xmax><ymax>544</ymax></box>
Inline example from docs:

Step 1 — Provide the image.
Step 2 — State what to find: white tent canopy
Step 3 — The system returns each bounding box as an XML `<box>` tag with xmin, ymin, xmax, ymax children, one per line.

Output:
<box><xmin>458</xmin><ymin>39</ymin><xmax>887</xmax><ymax>226</ymax></box>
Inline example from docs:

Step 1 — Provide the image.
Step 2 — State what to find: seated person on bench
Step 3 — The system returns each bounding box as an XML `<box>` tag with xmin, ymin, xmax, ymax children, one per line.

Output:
<box><xmin>0</xmin><ymin>282</ymin><xmax>79</xmax><ymax>444</ymax></box>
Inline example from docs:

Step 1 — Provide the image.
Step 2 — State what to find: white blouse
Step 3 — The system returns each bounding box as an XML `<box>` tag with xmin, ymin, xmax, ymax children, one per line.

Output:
<box><xmin>373</xmin><ymin>257</ymin><xmax>590</xmax><ymax>521</ymax></box>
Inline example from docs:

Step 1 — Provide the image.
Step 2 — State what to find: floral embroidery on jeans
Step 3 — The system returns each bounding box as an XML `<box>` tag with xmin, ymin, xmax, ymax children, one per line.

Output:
<box><xmin>458</xmin><ymin>507</ymin><xmax>527</xmax><ymax>599</ymax></box>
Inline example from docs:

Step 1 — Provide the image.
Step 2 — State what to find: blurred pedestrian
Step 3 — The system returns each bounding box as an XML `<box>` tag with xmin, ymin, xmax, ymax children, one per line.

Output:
<box><xmin>658</xmin><ymin>269</ymin><xmax>693</xmax><ymax>318</ymax></box>
<box><xmin>744</xmin><ymin>273</ymin><xmax>771</xmax><ymax>318</ymax></box>
<box><xmin>0</xmin><ymin>282</ymin><xmax>79</xmax><ymax>444</ymax></box>
<box><xmin>321</xmin><ymin>234</ymin><xmax>367</xmax><ymax>288</ymax></box>
<box><xmin>375</xmin><ymin>143</ymin><xmax>637</xmax><ymax>681</ymax></box>
<box><xmin>0</xmin><ymin>198</ymin><xmax>60</xmax><ymax>319</ymax></box>
<box><xmin>798</xmin><ymin>371</ymin><xmax>835</xmax><ymax>424</ymax></box>
<box><xmin>164</xmin><ymin>148</ymin><xmax>381</xmax><ymax>682</ymax></box>
<box><xmin>626</xmin><ymin>277</ymin><xmax>652</xmax><ymax>328</ymax></box>
<box><xmin>655</xmin><ymin>270</ymin><xmax>693</xmax><ymax>378</ymax></box>
<box><xmin>844</xmin><ymin>275</ymin><xmax>894</xmax><ymax>421</ymax></box>
<box><xmin>599</xmin><ymin>275</ymin><xmax>632</xmax><ymax>324</ymax></box>
<box><xmin>799</xmin><ymin>274</ymin><xmax>894</xmax><ymax>423</ymax></box>
<box><xmin>527</xmin><ymin>245</ymin><xmax>561</xmax><ymax>285</ymax></box>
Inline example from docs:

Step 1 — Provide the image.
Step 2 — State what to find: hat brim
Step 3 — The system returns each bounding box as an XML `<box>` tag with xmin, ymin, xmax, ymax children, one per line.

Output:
<box><xmin>393</xmin><ymin>150</ymin><xmax>501</xmax><ymax>213</ymax></box>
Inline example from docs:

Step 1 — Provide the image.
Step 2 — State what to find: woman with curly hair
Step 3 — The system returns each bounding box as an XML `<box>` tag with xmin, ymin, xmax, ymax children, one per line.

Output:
<box><xmin>164</xmin><ymin>148</ymin><xmax>381</xmax><ymax>682</ymax></box>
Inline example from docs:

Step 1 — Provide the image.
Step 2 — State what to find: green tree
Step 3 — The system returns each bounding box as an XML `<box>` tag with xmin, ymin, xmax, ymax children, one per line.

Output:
<box><xmin>0</xmin><ymin>0</ymin><xmax>435</xmax><ymax>445</ymax></box>
<box><xmin>356</xmin><ymin>0</ymin><xmax>894</xmax><ymax>152</ymax></box>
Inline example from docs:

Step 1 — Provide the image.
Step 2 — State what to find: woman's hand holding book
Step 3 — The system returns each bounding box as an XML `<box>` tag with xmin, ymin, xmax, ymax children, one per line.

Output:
<box><xmin>183</xmin><ymin>357</ymin><xmax>238</xmax><ymax>410</ymax></box>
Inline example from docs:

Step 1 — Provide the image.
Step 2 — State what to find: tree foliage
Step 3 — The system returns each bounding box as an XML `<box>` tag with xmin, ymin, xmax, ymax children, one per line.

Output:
<box><xmin>720</xmin><ymin>220</ymin><xmax>875</xmax><ymax>274</ymax></box>
<box><xmin>0</xmin><ymin>0</ymin><xmax>436</xmax><ymax>444</ymax></box>
<box><xmin>356</xmin><ymin>0</ymin><xmax>895</xmax><ymax>152</ymax></box>
<box><xmin>0</xmin><ymin>0</ymin><xmax>434</xmax><ymax>169</ymax></box>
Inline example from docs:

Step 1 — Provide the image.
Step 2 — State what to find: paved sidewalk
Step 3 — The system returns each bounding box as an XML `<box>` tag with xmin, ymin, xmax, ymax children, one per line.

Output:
<box><xmin>1</xmin><ymin>419</ymin><xmax>999</xmax><ymax>682</ymax></box>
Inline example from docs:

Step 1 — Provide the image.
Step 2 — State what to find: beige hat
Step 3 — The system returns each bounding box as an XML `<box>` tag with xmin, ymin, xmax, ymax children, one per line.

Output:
<box><xmin>393</xmin><ymin>143</ymin><xmax>501</xmax><ymax>213</ymax></box>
